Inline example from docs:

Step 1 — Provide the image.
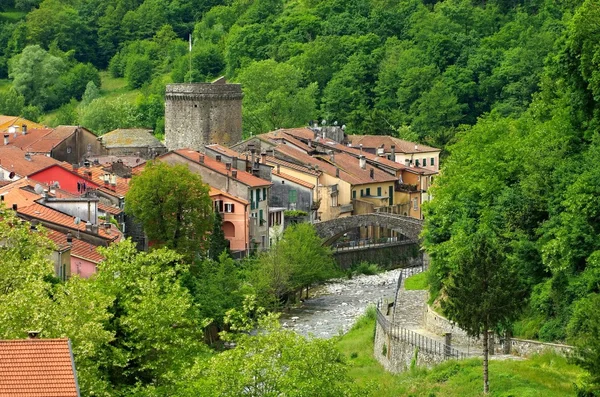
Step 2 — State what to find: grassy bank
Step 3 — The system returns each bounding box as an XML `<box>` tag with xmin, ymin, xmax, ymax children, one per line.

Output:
<box><xmin>404</xmin><ymin>270</ymin><xmax>429</xmax><ymax>290</ymax></box>
<box><xmin>336</xmin><ymin>308</ymin><xmax>586</xmax><ymax>396</ymax></box>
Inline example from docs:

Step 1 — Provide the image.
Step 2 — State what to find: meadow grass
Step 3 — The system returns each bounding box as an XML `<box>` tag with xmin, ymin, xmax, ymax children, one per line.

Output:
<box><xmin>404</xmin><ymin>270</ymin><xmax>429</xmax><ymax>290</ymax></box>
<box><xmin>336</xmin><ymin>308</ymin><xmax>585</xmax><ymax>396</ymax></box>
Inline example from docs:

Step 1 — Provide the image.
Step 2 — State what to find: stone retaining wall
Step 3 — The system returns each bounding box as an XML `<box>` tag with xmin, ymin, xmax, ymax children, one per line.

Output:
<box><xmin>423</xmin><ymin>305</ymin><xmax>574</xmax><ymax>357</ymax></box>
<box><xmin>374</xmin><ymin>317</ymin><xmax>447</xmax><ymax>373</ymax></box>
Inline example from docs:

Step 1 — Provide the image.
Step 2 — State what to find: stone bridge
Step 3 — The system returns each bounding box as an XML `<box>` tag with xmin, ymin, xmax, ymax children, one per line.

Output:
<box><xmin>314</xmin><ymin>213</ymin><xmax>424</xmax><ymax>246</ymax></box>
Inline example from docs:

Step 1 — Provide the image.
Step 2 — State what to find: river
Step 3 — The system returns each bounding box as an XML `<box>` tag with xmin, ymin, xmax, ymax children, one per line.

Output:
<box><xmin>280</xmin><ymin>268</ymin><xmax>403</xmax><ymax>338</ymax></box>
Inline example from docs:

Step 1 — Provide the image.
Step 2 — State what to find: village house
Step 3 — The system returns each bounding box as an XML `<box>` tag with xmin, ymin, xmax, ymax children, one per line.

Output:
<box><xmin>159</xmin><ymin>149</ymin><xmax>273</xmax><ymax>252</ymax></box>
<box><xmin>98</xmin><ymin>128</ymin><xmax>167</xmax><ymax>159</ymax></box>
<box><xmin>3</xmin><ymin>125</ymin><xmax>103</xmax><ymax>165</ymax></box>
<box><xmin>210</xmin><ymin>186</ymin><xmax>249</xmax><ymax>255</ymax></box>
<box><xmin>0</xmin><ymin>115</ymin><xmax>43</xmax><ymax>134</ymax></box>
<box><xmin>0</xmin><ymin>146</ymin><xmax>63</xmax><ymax>181</ymax></box>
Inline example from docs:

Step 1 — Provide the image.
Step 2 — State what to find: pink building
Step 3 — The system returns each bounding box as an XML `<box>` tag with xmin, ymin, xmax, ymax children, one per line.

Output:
<box><xmin>210</xmin><ymin>187</ymin><xmax>249</xmax><ymax>253</ymax></box>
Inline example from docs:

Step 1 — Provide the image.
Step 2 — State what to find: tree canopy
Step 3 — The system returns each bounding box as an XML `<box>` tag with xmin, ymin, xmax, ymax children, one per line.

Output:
<box><xmin>125</xmin><ymin>161</ymin><xmax>213</xmax><ymax>260</ymax></box>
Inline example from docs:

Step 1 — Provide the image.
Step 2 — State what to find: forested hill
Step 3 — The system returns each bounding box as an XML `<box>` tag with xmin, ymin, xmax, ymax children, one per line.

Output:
<box><xmin>2</xmin><ymin>0</ymin><xmax>600</xmax><ymax>345</ymax></box>
<box><xmin>0</xmin><ymin>0</ymin><xmax>580</xmax><ymax>144</ymax></box>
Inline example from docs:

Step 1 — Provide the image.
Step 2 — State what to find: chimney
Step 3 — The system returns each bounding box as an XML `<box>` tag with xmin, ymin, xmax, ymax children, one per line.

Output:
<box><xmin>415</xmin><ymin>144</ymin><xmax>418</xmax><ymax>151</ymax></box>
<box><xmin>277</xmin><ymin>164</ymin><xmax>280</xmax><ymax>174</ymax></box>
<box><xmin>250</xmin><ymin>148</ymin><xmax>255</xmax><ymax>166</ymax></box>
<box><xmin>370</xmin><ymin>168</ymin><xmax>374</xmax><ymax>179</ymax></box>
<box><xmin>225</xmin><ymin>162</ymin><xmax>232</xmax><ymax>171</ymax></box>
<box><xmin>359</xmin><ymin>155</ymin><xmax>366</xmax><ymax>170</ymax></box>
<box><xmin>84</xmin><ymin>160</ymin><xmax>90</xmax><ymax>168</ymax></box>
<box><xmin>91</xmin><ymin>224</ymin><xmax>99</xmax><ymax>234</ymax></box>
<box><xmin>391</xmin><ymin>145</ymin><xmax>396</xmax><ymax>162</ymax></box>
<box><xmin>85</xmin><ymin>221</ymin><xmax>92</xmax><ymax>232</ymax></box>
<box><xmin>22</xmin><ymin>124</ymin><xmax>27</xmax><ymax>135</ymax></box>
<box><xmin>335</xmin><ymin>168</ymin><xmax>340</xmax><ymax>178</ymax></box>
<box><xmin>66</xmin><ymin>232</ymin><xmax>73</xmax><ymax>245</ymax></box>
<box><xmin>3</xmin><ymin>134</ymin><xmax>8</xmax><ymax>145</ymax></box>
<box><xmin>261</xmin><ymin>151</ymin><xmax>266</xmax><ymax>164</ymax></box>
<box><xmin>42</xmin><ymin>189</ymin><xmax>48</xmax><ymax>200</ymax></box>
<box><xmin>12</xmin><ymin>203</ymin><xmax>17</xmax><ymax>211</ymax></box>
<box><xmin>232</xmin><ymin>170</ymin><xmax>238</xmax><ymax>178</ymax></box>
<box><xmin>30</xmin><ymin>219</ymin><xmax>38</xmax><ymax>231</ymax></box>
<box><xmin>216</xmin><ymin>155</ymin><xmax>222</xmax><ymax>162</ymax></box>
<box><xmin>199</xmin><ymin>154</ymin><xmax>205</xmax><ymax>163</ymax></box>
<box><xmin>329</xmin><ymin>150</ymin><xmax>335</xmax><ymax>163</ymax></box>
<box><xmin>27</xmin><ymin>331</ymin><xmax>40</xmax><ymax>339</ymax></box>
<box><xmin>377</xmin><ymin>144</ymin><xmax>384</xmax><ymax>156</ymax></box>
<box><xmin>24</xmin><ymin>152</ymin><xmax>31</xmax><ymax>161</ymax></box>
<box><xmin>359</xmin><ymin>144</ymin><xmax>363</xmax><ymax>154</ymax></box>
<box><xmin>268</xmin><ymin>149</ymin><xmax>275</xmax><ymax>157</ymax></box>
<box><xmin>308</xmin><ymin>139</ymin><xmax>312</xmax><ymax>148</ymax></box>
<box><xmin>110</xmin><ymin>174</ymin><xmax>117</xmax><ymax>186</ymax></box>
<box><xmin>232</xmin><ymin>156</ymin><xmax>238</xmax><ymax>169</ymax></box>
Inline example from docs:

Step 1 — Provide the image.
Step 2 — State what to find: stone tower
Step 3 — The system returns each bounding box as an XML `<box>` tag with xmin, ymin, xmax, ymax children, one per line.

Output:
<box><xmin>165</xmin><ymin>79</ymin><xmax>243</xmax><ymax>151</ymax></box>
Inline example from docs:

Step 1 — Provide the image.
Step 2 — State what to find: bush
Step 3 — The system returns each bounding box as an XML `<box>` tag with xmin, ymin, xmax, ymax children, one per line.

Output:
<box><xmin>352</xmin><ymin>261</ymin><xmax>381</xmax><ymax>276</ymax></box>
<box><xmin>125</xmin><ymin>55</ymin><xmax>153</xmax><ymax>89</ymax></box>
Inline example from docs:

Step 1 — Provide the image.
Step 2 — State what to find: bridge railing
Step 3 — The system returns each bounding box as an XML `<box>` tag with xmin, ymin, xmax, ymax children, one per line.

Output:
<box><xmin>377</xmin><ymin>299</ymin><xmax>467</xmax><ymax>360</ymax></box>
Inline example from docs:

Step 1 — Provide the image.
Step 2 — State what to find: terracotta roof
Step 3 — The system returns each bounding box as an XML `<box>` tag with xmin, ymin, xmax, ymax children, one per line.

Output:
<box><xmin>0</xmin><ymin>146</ymin><xmax>63</xmax><ymax>178</ymax></box>
<box><xmin>274</xmin><ymin>127</ymin><xmax>316</xmax><ymax>141</ymax></box>
<box><xmin>347</xmin><ymin>135</ymin><xmax>440</xmax><ymax>154</ymax></box>
<box><xmin>265</xmin><ymin>156</ymin><xmax>320</xmax><ymax>176</ymax></box>
<box><xmin>205</xmin><ymin>144</ymin><xmax>241</xmax><ymax>158</ymax></box>
<box><xmin>209</xmin><ymin>187</ymin><xmax>249</xmax><ymax>205</ymax></box>
<box><xmin>7</xmin><ymin>126</ymin><xmax>79</xmax><ymax>154</ymax></box>
<box><xmin>275</xmin><ymin>144</ymin><xmax>397</xmax><ymax>186</ymax></box>
<box><xmin>260</xmin><ymin>131</ymin><xmax>313</xmax><ymax>152</ymax></box>
<box><xmin>0</xmin><ymin>116</ymin><xmax>44</xmax><ymax>133</ymax></box>
<box><xmin>71</xmin><ymin>166</ymin><xmax>130</xmax><ymax>197</ymax></box>
<box><xmin>0</xmin><ymin>338</ymin><xmax>79</xmax><ymax>397</ymax></box>
<box><xmin>173</xmin><ymin>149</ymin><xmax>272</xmax><ymax>188</ymax></box>
<box><xmin>272</xmin><ymin>171</ymin><xmax>315</xmax><ymax>189</ymax></box>
<box><xmin>45</xmin><ymin>229</ymin><xmax>105</xmax><ymax>264</ymax></box>
<box><xmin>100</xmin><ymin>129</ymin><xmax>165</xmax><ymax>149</ymax></box>
<box><xmin>17</xmin><ymin>203</ymin><xmax>119</xmax><ymax>242</ymax></box>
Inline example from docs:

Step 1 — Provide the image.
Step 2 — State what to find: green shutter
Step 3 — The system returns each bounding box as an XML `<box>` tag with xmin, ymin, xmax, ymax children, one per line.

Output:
<box><xmin>389</xmin><ymin>186</ymin><xmax>393</xmax><ymax>205</ymax></box>
<box><xmin>377</xmin><ymin>187</ymin><xmax>382</xmax><ymax>196</ymax></box>
<box><xmin>289</xmin><ymin>189</ymin><xmax>297</xmax><ymax>203</ymax></box>
<box><xmin>352</xmin><ymin>190</ymin><xmax>356</xmax><ymax>199</ymax></box>
<box><xmin>366</xmin><ymin>188</ymin><xmax>371</xmax><ymax>196</ymax></box>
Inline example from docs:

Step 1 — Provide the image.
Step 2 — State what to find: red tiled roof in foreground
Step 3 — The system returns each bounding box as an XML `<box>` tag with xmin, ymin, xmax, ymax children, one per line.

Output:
<box><xmin>0</xmin><ymin>338</ymin><xmax>79</xmax><ymax>397</ymax></box>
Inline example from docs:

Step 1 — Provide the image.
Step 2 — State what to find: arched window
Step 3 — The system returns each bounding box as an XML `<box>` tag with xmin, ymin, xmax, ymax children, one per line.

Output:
<box><xmin>222</xmin><ymin>221</ymin><xmax>235</xmax><ymax>238</ymax></box>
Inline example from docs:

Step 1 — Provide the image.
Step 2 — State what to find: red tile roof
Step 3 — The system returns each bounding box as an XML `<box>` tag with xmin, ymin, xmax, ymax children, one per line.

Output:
<box><xmin>260</xmin><ymin>130</ymin><xmax>313</xmax><ymax>152</ymax></box>
<box><xmin>275</xmin><ymin>144</ymin><xmax>397</xmax><ymax>186</ymax></box>
<box><xmin>347</xmin><ymin>135</ymin><xmax>440</xmax><ymax>154</ymax></box>
<box><xmin>8</xmin><ymin>126</ymin><xmax>80</xmax><ymax>154</ymax></box>
<box><xmin>46</xmin><ymin>229</ymin><xmax>105</xmax><ymax>264</ymax></box>
<box><xmin>273</xmin><ymin>127</ymin><xmax>316</xmax><ymax>141</ymax></box>
<box><xmin>0</xmin><ymin>338</ymin><xmax>79</xmax><ymax>397</ymax></box>
<box><xmin>173</xmin><ymin>149</ymin><xmax>272</xmax><ymax>188</ymax></box>
<box><xmin>205</xmin><ymin>144</ymin><xmax>242</xmax><ymax>158</ymax></box>
<box><xmin>17</xmin><ymin>203</ymin><xmax>119</xmax><ymax>242</ymax></box>
<box><xmin>209</xmin><ymin>187</ymin><xmax>249</xmax><ymax>205</ymax></box>
<box><xmin>265</xmin><ymin>156</ymin><xmax>320</xmax><ymax>177</ymax></box>
<box><xmin>272</xmin><ymin>171</ymin><xmax>315</xmax><ymax>189</ymax></box>
<box><xmin>70</xmin><ymin>165</ymin><xmax>131</xmax><ymax>197</ymax></box>
<box><xmin>0</xmin><ymin>146</ymin><xmax>63</xmax><ymax>178</ymax></box>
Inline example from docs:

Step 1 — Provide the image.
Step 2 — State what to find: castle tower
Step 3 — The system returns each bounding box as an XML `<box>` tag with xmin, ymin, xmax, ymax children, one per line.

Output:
<box><xmin>165</xmin><ymin>79</ymin><xmax>243</xmax><ymax>151</ymax></box>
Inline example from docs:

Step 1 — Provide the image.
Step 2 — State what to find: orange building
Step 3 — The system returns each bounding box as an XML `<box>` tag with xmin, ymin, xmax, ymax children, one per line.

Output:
<box><xmin>210</xmin><ymin>187</ymin><xmax>249</xmax><ymax>253</ymax></box>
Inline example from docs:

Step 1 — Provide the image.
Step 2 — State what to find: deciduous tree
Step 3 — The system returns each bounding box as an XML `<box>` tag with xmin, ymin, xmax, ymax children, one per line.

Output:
<box><xmin>125</xmin><ymin>161</ymin><xmax>213</xmax><ymax>260</ymax></box>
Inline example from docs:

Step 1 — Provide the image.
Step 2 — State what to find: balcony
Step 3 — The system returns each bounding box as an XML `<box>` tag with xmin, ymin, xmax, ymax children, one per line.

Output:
<box><xmin>396</xmin><ymin>183</ymin><xmax>419</xmax><ymax>192</ymax></box>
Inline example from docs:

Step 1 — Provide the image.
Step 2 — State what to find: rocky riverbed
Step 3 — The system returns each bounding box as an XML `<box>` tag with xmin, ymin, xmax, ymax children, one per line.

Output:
<box><xmin>280</xmin><ymin>268</ymin><xmax>403</xmax><ymax>338</ymax></box>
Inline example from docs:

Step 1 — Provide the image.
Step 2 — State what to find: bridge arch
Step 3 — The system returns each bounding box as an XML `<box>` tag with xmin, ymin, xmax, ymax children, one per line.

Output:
<box><xmin>314</xmin><ymin>213</ymin><xmax>424</xmax><ymax>246</ymax></box>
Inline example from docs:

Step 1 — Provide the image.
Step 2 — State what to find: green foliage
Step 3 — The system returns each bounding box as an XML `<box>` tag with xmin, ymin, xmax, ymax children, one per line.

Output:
<box><xmin>236</xmin><ymin>59</ymin><xmax>318</xmax><ymax>135</ymax></box>
<box><xmin>181</xmin><ymin>311</ymin><xmax>365</xmax><ymax>396</ymax></box>
<box><xmin>125</xmin><ymin>55</ymin><xmax>153</xmax><ymax>89</ymax></box>
<box><xmin>79</xmin><ymin>95</ymin><xmax>139</xmax><ymax>135</ymax></box>
<box><xmin>0</xmin><ymin>86</ymin><xmax>24</xmax><ymax>115</ymax></box>
<box><xmin>125</xmin><ymin>161</ymin><xmax>213</xmax><ymax>260</ymax></box>
<box><xmin>404</xmin><ymin>271</ymin><xmax>429</xmax><ymax>291</ymax></box>
<box><xmin>283</xmin><ymin>209</ymin><xmax>308</xmax><ymax>218</ymax></box>
<box><xmin>352</xmin><ymin>261</ymin><xmax>381</xmax><ymax>276</ymax></box>
<box><xmin>209</xmin><ymin>211</ymin><xmax>230</xmax><ymax>261</ymax></box>
<box><xmin>80</xmin><ymin>80</ymin><xmax>100</xmax><ymax>106</ymax></box>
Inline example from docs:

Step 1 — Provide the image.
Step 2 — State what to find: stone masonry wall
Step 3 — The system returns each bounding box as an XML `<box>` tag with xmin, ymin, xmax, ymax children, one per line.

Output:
<box><xmin>165</xmin><ymin>83</ymin><xmax>243</xmax><ymax>151</ymax></box>
<box><xmin>374</xmin><ymin>314</ymin><xmax>450</xmax><ymax>373</ymax></box>
<box><xmin>424</xmin><ymin>306</ymin><xmax>481</xmax><ymax>348</ymax></box>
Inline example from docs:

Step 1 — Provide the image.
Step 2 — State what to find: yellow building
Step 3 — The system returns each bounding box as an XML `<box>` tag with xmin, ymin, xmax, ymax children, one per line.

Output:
<box><xmin>0</xmin><ymin>116</ymin><xmax>44</xmax><ymax>134</ymax></box>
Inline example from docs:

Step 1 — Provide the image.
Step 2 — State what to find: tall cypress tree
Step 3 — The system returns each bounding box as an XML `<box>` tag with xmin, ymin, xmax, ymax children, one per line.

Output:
<box><xmin>209</xmin><ymin>211</ymin><xmax>230</xmax><ymax>260</ymax></box>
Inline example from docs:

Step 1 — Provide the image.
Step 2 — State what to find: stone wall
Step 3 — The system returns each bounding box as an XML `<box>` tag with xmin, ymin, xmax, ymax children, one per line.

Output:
<box><xmin>423</xmin><ymin>306</ymin><xmax>481</xmax><ymax>348</ymax></box>
<box><xmin>374</xmin><ymin>309</ymin><xmax>463</xmax><ymax>373</ymax></box>
<box><xmin>334</xmin><ymin>242</ymin><xmax>420</xmax><ymax>269</ymax></box>
<box><xmin>423</xmin><ymin>306</ymin><xmax>574</xmax><ymax>357</ymax></box>
<box><xmin>165</xmin><ymin>83</ymin><xmax>243</xmax><ymax>151</ymax></box>
<box><xmin>502</xmin><ymin>338</ymin><xmax>573</xmax><ymax>357</ymax></box>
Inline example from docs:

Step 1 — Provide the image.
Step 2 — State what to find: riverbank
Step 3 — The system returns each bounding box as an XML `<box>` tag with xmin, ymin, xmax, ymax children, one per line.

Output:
<box><xmin>280</xmin><ymin>268</ymin><xmax>403</xmax><ymax>338</ymax></box>
<box><xmin>336</xmin><ymin>311</ymin><xmax>586</xmax><ymax>396</ymax></box>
